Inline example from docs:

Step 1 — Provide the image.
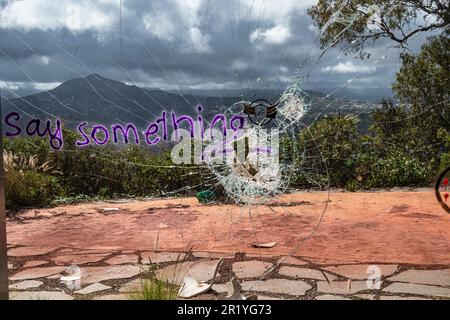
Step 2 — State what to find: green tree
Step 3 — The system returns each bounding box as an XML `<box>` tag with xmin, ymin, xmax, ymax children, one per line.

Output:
<box><xmin>308</xmin><ymin>0</ymin><xmax>449</xmax><ymax>58</ymax></box>
<box><xmin>309</xmin><ymin>0</ymin><xmax>450</xmax><ymax>180</ymax></box>
<box><xmin>393</xmin><ymin>34</ymin><xmax>449</xmax><ymax>159</ymax></box>
<box><xmin>370</xmin><ymin>99</ymin><xmax>410</xmax><ymax>148</ymax></box>
<box><xmin>355</xmin><ymin>100</ymin><xmax>435</xmax><ymax>189</ymax></box>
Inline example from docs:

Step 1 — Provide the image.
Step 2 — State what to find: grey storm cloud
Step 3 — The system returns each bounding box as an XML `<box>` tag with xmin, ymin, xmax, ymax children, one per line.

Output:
<box><xmin>0</xmin><ymin>0</ymin><xmax>434</xmax><ymax>96</ymax></box>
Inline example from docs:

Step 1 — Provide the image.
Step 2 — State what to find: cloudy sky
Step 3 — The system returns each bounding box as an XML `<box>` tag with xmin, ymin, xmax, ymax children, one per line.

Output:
<box><xmin>0</xmin><ymin>0</ymin><xmax>435</xmax><ymax>97</ymax></box>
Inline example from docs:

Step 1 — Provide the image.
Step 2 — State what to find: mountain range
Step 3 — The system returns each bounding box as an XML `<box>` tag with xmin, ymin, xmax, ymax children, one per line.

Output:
<box><xmin>2</xmin><ymin>74</ymin><xmax>247</xmax><ymax>127</ymax></box>
<box><xmin>1</xmin><ymin>74</ymin><xmax>380</xmax><ymax>132</ymax></box>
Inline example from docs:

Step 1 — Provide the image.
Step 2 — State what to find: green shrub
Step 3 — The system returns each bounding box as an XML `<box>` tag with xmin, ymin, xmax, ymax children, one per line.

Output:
<box><xmin>354</xmin><ymin>149</ymin><xmax>432</xmax><ymax>189</ymax></box>
<box><xmin>5</xmin><ymin>169</ymin><xmax>61</xmax><ymax>209</ymax></box>
<box><xmin>289</xmin><ymin>114</ymin><xmax>361</xmax><ymax>189</ymax></box>
<box><xmin>437</xmin><ymin>128</ymin><xmax>450</xmax><ymax>173</ymax></box>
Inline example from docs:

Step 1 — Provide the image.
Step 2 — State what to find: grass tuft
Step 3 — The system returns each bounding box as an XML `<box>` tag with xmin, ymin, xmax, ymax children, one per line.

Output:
<box><xmin>130</xmin><ymin>278</ymin><xmax>178</xmax><ymax>300</ymax></box>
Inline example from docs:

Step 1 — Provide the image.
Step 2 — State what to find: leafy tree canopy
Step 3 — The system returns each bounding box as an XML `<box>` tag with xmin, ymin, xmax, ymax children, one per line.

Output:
<box><xmin>393</xmin><ymin>33</ymin><xmax>449</xmax><ymax>155</ymax></box>
<box><xmin>308</xmin><ymin>0</ymin><xmax>449</xmax><ymax>58</ymax></box>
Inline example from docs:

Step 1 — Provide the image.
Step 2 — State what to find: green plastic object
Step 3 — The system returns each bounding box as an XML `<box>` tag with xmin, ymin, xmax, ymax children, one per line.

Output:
<box><xmin>196</xmin><ymin>190</ymin><xmax>215</xmax><ymax>204</ymax></box>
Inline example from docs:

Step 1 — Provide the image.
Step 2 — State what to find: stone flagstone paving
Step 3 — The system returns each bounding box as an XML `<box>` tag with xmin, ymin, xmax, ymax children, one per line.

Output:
<box><xmin>6</xmin><ymin>246</ymin><xmax>450</xmax><ymax>300</ymax></box>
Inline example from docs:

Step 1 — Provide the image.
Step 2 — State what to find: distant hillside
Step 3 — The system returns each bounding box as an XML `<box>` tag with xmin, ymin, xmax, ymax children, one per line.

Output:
<box><xmin>2</xmin><ymin>74</ymin><xmax>243</xmax><ymax>127</ymax></box>
<box><xmin>317</xmin><ymin>87</ymin><xmax>394</xmax><ymax>102</ymax></box>
<box><xmin>1</xmin><ymin>74</ymin><xmax>379</xmax><ymax>133</ymax></box>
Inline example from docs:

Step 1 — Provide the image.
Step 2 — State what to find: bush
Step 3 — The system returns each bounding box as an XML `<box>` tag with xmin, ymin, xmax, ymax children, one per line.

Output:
<box><xmin>3</xmin><ymin>134</ymin><xmax>207</xmax><ymax>206</ymax></box>
<box><xmin>289</xmin><ymin>114</ymin><xmax>361</xmax><ymax>189</ymax></box>
<box><xmin>353</xmin><ymin>149</ymin><xmax>432</xmax><ymax>189</ymax></box>
<box><xmin>437</xmin><ymin>128</ymin><xmax>450</xmax><ymax>173</ymax></box>
<box><xmin>5</xmin><ymin>169</ymin><xmax>61</xmax><ymax>209</ymax></box>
